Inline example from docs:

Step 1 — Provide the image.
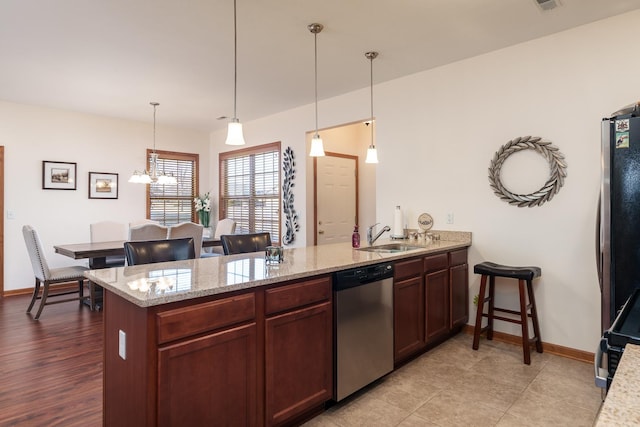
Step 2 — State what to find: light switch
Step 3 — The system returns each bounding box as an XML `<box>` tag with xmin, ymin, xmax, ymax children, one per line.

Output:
<box><xmin>118</xmin><ymin>330</ymin><xmax>126</xmax><ymax>360</ymax></box>
<box><xmin>7</xmin><ymin>210</ymin><xmax>15</xmax><ymax>220</ymax></box>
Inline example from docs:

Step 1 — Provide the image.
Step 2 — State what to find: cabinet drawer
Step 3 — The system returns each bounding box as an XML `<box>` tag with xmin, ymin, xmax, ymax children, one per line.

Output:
<box><xmin>424</xmin><ymin>253</ymin><xmax>448</xmax><ymax>272</ymax></box>
<box><xmin>449</xmin><ymin>249</ymin><xmax>468</xmax><ymax>266</ymax></box>
<box><xmin>265</xmin><ymin>276</ymin><xmax>331</xmax><ymax>316</ymax></box>
<box><xmin>394</xmin><ymin>258</ymin><xmax>423</xmax><ymax>281</ymax></box>
<box><xmin>157</xmin><ymin>293</ymin><xmax>255</xmax><ymax>344</ymax></box>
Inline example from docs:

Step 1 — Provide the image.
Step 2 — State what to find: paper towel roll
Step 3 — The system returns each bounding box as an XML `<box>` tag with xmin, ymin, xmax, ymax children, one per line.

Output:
<box><xmin>392</xmin><ymin>206</ymin><xmax>404</xmax><ymax>238</ymax></box>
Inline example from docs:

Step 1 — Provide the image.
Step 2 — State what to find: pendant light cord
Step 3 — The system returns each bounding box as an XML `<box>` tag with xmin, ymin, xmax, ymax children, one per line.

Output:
<box><xmin>233</xmin><ymin>0</ymin><xmax>238</xmax><ymax>121</ymax></box>
<box><xmin>370</xmin><ymin>55</ymin><xmax>374</xmax><ymax>147</ymax></box>
<box><xmin>153</xmin><ymin>103</ymin><xmax>157</xmax><ymax>152</ymax></box>
<box><xmin>314</xmin><ymin>30</ymin><xmax>319</xmax><ymax>138</ymax></box>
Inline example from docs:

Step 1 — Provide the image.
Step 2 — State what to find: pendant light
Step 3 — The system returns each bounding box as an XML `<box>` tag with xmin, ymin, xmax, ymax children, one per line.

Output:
<box><xmin>225</xmin><ymin>0</ymin><xmax>245</xmax><ymax>145</ymax></box>
<box><xmin>128</xmin><ymin>102</ymin><xmax>177</xmax><ymax>185</ymax></box>
<box><xmin>365</xmin><ymin>51</ymin><xmax>379</xmax><ymax>164</ymax></box>
<box><xmin>308</xmin><ymin>23</ymin><xmax>325</xmax><ymax>157</ymax></box>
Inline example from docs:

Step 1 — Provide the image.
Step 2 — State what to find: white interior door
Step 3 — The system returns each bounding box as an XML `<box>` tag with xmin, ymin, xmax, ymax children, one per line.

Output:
<box><xmin>315</xmin><ymin>154</ymin><xmax>357</xmax><ymax>245</ymax></box>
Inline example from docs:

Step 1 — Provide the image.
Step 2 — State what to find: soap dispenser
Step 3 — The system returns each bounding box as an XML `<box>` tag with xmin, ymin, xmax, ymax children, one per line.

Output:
<box><xmin>352</xmin><ymin>225</ymin><xmax>360</xmax><ymax>248</ymax></box>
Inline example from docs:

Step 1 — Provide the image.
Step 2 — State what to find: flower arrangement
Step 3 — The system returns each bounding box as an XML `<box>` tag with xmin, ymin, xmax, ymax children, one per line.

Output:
<box><xmin>194</xmin><ymin>192</ymin><xmax>211</xmax><ymax>228</ymax></box>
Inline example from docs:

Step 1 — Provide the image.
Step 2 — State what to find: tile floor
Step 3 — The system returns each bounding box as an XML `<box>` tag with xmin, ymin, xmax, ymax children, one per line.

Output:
<box><xmin>304</xmin><ymin>333</ymin><xmax>603</xmax><ymax>426</ymax></box>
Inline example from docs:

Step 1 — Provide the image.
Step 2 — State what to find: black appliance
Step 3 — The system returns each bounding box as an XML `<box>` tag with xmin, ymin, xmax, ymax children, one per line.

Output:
<box><xmin>596</xmin><ymin>102</ymin><xmax>640</xmax><ymax>390</ymax></box>
<box><xmin>595</xmin><ymin>288</ymin><xmax>640</xmax><ymax>390</ymax></box>
<box><xmin>598</xmin><ymin>102</ymin><xmax>640</xmax><ymax>331</ymax></box>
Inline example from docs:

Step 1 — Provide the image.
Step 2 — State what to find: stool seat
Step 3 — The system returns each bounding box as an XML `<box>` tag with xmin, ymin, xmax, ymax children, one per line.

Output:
<box><xmin>472</xmin><ymin>261</ymin><xmax>543</xmax><ymax>364</ymax></box>
<box><xmin>473</xmin><ymin>262</ymin><xmax>541</xmax><ymax>281</ymax></box>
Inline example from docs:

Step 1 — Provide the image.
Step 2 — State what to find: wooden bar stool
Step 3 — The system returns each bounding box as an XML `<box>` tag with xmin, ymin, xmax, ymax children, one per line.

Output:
<box><xmin>472</xmin><ymin>261</ymin><xmax>543</xmax><ymax>364</ymax></box>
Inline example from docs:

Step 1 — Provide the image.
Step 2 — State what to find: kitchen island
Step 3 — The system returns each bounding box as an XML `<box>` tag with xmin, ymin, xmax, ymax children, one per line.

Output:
<box><xmin>86</xmin><ymin>231</ymin><xmax>471</xmax><ymax>427</ymax></box>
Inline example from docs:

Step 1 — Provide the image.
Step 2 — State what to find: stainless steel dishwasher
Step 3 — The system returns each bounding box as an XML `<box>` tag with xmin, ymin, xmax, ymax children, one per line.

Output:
<box><xmin>333</xmin><ymin>262</ymin><xmax>394</xmax><ymax>401</ymax></box>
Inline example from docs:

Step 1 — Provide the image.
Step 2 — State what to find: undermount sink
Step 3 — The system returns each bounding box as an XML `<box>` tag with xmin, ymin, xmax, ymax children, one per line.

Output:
<box><xmin>357</xmin><ymin>243</ymin><xmax>423</xmax><ymax>253</ymax></box>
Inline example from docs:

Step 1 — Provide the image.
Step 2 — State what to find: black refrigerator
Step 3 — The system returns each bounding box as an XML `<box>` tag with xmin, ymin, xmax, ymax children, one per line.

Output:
<box><xmin>599</xmin><ymin>101</ymin><xmax>640</xmax><ymax>331</ymax></box>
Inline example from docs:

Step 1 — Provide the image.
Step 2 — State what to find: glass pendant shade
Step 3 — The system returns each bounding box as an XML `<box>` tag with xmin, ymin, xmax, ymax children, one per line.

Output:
<box><xmin>365</xmin><ymin>146</ymin><xmax>379</xmax><ymax>164</ymax></box>
<box><xmin>128</xmin><ymin>171</ymin><xmax>152</xmax><ymax>184</ymax></box>
<box><xmin>225</xmin><ymin>119</ymin><xmax>245</xmax><ymax>145</ymax></box>
<box><xmin>309</xmin><ymin>135</ymin><xmax>325</xmax><ymax>157</ymax></box>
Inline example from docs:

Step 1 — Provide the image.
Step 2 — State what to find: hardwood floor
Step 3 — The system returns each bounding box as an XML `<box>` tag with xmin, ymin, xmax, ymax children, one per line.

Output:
<box><xmin>0</xmin><ymin>294</ymin><xmax>102</xmax><ymax>426</ymax></box>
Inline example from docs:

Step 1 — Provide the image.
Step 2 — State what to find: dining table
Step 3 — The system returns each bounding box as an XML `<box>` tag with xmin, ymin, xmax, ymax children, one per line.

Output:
<box><xmin>54</xmin><ymin>238</ymin><xmax>222</xmax><ymax>268</ymax></box>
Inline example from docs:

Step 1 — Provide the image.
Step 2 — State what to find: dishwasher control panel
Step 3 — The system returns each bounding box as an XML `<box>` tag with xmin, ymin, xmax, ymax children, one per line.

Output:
<box><xmin>333</xmin><ymin>262</ymin><xmax>394</xmax><ymax>290</ymax></box>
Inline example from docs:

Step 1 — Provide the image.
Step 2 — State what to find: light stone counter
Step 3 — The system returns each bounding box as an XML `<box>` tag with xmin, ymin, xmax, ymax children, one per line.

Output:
<box><xmin>84</xmin><ymin>231</ymin><xmax>471</xmax><ymax>307</ymax></box>
<box><xmin>596</xmin><ymin>344</ymin><xmax>640</xmax><ymax>426</ymax></box>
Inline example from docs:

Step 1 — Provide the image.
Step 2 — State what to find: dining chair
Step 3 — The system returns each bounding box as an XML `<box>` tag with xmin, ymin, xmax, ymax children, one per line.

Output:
<box><xmin>124</xmin><ymin>238</ymin><xmax>196</xmax><ymax>265</ymax></box>
<box><xmin>22</xmin><ymin>225</ymin><xmax>93</xmax><ymax>320</ymax></box>
<box><xmin>128</xmin><ymin>223</ymin><xmax>169</xmax><ymax>241</ymax></box>
<box><xmin>128</xmin><ymin>219</ymin><xmax>159</xmax><ymax>229</ymax></box>
<box><xmin>167</xmin><ymin>222</ymin><xmax>204</xmax><ymax>258</ymax></box>
<box><xmin>220</xmin><ymin>232</ymin><xmax>272</xmax><ymax>255</ymax></box>
<box><xmin>211</xmin><ymin>218</ymin><xmax>237</xmax><ymax>254</ymax></box>
<box><xmin>90</xmin><ymin>221</ymin><xmax>127</xmax><ymax>268</ymax></box>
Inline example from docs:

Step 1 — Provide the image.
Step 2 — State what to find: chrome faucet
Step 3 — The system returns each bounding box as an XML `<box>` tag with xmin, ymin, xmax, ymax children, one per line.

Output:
<box><xmin>367</xmin><ymin>223</ymin><xmax>391</xmax><ymax>245</ymax></box>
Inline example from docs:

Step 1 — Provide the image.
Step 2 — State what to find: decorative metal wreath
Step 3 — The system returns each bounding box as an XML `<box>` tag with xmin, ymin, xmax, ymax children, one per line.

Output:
<box><xmin>488</xmin><ymin>136</ymin><xmax>567</xmax><ymax>208</ymax></box>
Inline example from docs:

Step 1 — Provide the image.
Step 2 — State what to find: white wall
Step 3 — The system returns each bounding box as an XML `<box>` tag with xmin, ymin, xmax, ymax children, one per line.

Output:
<box><xmin>211</xmin><ymin>10</ymin><xmax>640</xmax><ymax>352</ymax></box>
<box><xmin>1</xmin><ymin>101</ymin><xmax>209</xmax><ymax>292</ymax></box>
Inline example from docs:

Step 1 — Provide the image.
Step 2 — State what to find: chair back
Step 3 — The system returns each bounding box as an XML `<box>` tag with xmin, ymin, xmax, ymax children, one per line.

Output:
<box><xmin>167</xmin><ymin>222</ymin><xmax>204</xmax><ymax>258</ymax></box>
<box><xmin>22</xmin><ymin>225</ymin><xmax>51</xmax><ymax>281</ymax></box>
<box><xmin>128</xmin><ymin>219</ymin><xmax>159</xmax><ymax>229</ymax></box>
<box><xmin>90</xmin><ymin>221</ymin><xmax>127</xmax><ymax>242</ymax></box>
<box><xmin>129</xmin><ymin>223</ymin><xmax>169</xmax><ymax>241</ymax></box>
<box><xmin>220</xmin><ymin>232</ymin><xmax>272</xmax><ymax>255</ymax></box>
<box><xmin>214</xmin><ymin>218</ymin><xmax>237</xmax><ymax>239</ymax></box>
<box><xmin>124</xmin><ymin>238</ymin><xmax>196</xmax><ymax>266</ymax></box>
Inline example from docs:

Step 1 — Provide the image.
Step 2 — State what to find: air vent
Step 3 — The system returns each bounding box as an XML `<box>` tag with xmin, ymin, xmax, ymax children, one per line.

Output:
<box><xmin>535</xmin><ymin>0</ymin><xmax>560</xmax><ymax>11</ymax></box>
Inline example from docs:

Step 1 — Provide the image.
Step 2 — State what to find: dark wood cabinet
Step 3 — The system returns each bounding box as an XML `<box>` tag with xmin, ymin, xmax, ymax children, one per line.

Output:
<box><xmin>104</xmin><ymin>275</ymin><xmax>333</xmax><ymax>427</ymax></box>
<box><xmin>449</xmin><ymin>249</ymin><xmax>469</xmax><ymax>330</ymax></box>
<box><xmin>264</xmin><ymin>276</ymin><xmax>333</xmax><ymax>427</ymax></box>
<box><xmin>157</xmin><ymin>323</ymin><xmax>257</xmax><ymax>427</ymax></box>
<box><xmin>394</xmin><ymin>258</ymin><xmax>425</xmax><ymax>361</ymax></box>
<box><xmin>393</xmin><ymin>248</ymin><xmax>469</xmax><ymax>364</ymax></box>
<box><xmin>425</xmin><ymin>268</ymin><xmax>449</xmax><ymax>343</ymax></box>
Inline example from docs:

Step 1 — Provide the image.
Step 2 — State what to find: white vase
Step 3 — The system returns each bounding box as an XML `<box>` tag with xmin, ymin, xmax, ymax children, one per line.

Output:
<box><xmin>203</xmin><ymin>227</ymin><xmax>213</xmax><ymax>239</ymax></box>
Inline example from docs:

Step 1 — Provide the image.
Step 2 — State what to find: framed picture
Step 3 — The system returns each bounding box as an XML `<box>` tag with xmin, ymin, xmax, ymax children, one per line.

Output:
<box><xmin>88</xmin><ymin>172</ymin><xmax>119</xmax><ymax>199</ymax></box>
<box><xmin>43</xmin><ymin>161</ymin><xmax>77</xmax><ymax>190</ymax></box>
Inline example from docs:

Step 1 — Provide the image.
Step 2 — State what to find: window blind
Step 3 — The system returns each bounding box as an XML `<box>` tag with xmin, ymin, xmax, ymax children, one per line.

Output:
<box><xmin>147</xmin><ymin>150</ymin><xmax>199</xmax><ymax>226</ymax></box>
<box><xmin>220</xmin><ymin>142</ymin><xmax>281</xmax><ymax>243</ymax></box>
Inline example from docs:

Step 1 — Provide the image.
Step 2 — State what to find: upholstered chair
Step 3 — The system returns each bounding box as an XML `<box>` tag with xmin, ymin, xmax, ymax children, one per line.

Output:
<box><xmin>22</xmin><ymin>225</ymin><xmax>93</xmax><ymax>320</ymax></box>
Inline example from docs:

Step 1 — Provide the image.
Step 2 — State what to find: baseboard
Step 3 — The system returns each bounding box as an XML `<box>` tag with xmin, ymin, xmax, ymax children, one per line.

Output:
<box><xmin>462</xmin><ymin>324</ymin><xmax>594</xmax><ymax>364</ymax></box>
<box><xmin>3</xmin><ymin>282</ymin><xmax>83</xmax><ymax>298</ymax></box>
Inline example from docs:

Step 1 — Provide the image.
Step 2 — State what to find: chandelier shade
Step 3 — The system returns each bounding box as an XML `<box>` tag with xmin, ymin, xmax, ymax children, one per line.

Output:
<box><xmin>128</xmin><ymin>102</ymin><xmax>177</xmax><ymax>185</ymax></box>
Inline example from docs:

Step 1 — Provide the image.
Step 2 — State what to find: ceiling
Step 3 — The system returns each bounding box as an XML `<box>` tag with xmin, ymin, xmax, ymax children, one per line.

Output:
<box><xmin>2</xmin><ymin>0</ymin><xmax>640</xmax><ymax>132</ymax></box>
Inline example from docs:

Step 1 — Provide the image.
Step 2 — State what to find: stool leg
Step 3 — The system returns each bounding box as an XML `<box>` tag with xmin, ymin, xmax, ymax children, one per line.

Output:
<box><xmin>518</xmin><ymin>279</ymin><xmax>531</xmax><ymax>365</ymax></box>
<box><xmin>487</xmin><ymin>276</ymin><xmax>495</xmax><ymax>341</ymax></box>
<box><xmin>472</xmin><ymin>274</ymin><xmax>488</xmax><ymax>350</ymax></box>
<box><xmin>527</xmin><ymin>279</ymin><xmax>543</xmax><ymax>354</ymax></box>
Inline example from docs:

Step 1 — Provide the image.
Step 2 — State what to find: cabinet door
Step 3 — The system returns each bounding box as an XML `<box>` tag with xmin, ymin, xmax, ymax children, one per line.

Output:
<box><xmin>425</xmin><ymin>268</ymin><xmax>449</xmax><ymax>343</ymax></box>
<box><xmin>157</xmin><ymin>323</ymin><xmax>257</xmax><ymax>427</ymax></box>
<box><xmin>450</xmin><ymin>263</ymin><xmax>469</xmax><ymax>330</ymax></box>
<box><xmin>394</xmin><ymin>276</ymin><xmax>425</xmax><ymax>363</ymax></box>
<box><xmin>265</xmin><ymin>302</ymin><xmax>332</xmax><ymax>427</ymax></box>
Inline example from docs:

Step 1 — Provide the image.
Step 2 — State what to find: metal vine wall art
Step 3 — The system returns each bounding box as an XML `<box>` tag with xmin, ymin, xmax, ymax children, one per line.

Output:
<box><xmin>488</xmin><ymin>136</ymin><xmax>567</xmax><ymax>208</ymax></box>
<box><xmin>282</xmin><ymin>146</ymin><xmax>299</xmax><ymax>245</ymax></box>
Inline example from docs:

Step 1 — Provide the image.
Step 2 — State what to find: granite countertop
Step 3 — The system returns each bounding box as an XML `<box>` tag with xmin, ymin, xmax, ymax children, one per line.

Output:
<box><xmin>596</xmin><ymin>344</ymin><xmax>640</xmax><ymax>426</ymax></box>
<box><xmin>84</xmin><ymin>230</ymin><xmax>471</xmax><ymax>308</ymax></box>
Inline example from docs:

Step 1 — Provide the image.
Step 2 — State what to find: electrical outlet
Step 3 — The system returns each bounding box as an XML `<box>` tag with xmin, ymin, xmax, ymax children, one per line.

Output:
<box><xmin>119</xmin><ymin>330</ymin><xmax>126</xmax><ymax>360</ymax></box>
<box><xmin>446</xmin><ymin>213</ymin><xmax>454</xmax><ymax>224</ymax></box>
